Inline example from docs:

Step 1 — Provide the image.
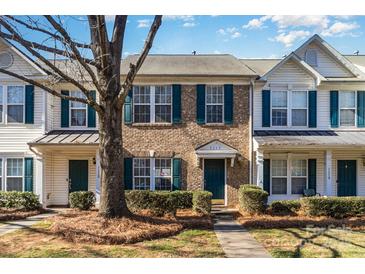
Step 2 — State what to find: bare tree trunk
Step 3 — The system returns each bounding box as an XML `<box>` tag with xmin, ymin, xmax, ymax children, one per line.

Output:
<box><xmin>98</xmin><ymin>98</ymin><xmax>131</xmax><ymax>218</ymax></box>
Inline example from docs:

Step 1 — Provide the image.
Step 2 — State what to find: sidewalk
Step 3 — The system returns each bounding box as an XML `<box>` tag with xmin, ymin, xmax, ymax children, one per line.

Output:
<box><xmin>213</xmin><ymin>213</ymin><xmax>271</xmax><ymax>258</ymax></box>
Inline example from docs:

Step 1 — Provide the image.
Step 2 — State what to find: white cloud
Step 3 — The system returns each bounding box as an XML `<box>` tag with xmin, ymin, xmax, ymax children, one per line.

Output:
<box><xmin>163</xmin><ymin>15</ymin><xmax>194</xmax><ymax>22</ymax></box>
<box><xmin>273</xmin><ymin>30</ymin><xmax>311</xmax><ymax>47</ymax></box>
<box><xmin>183</xmin><ymin>22</ymin><xmax>196</xmax><ymax>28</ymax></box>
<box><xmin>269</xmin><ymin>15</ymin><xmax>330</xmax><ymax>30</ymax></box>
<box><xmin>321</xmin><ymin>21</ymin><xmax>360</xmax><ymax>37</ymax></box>
<box><xmin>217</xmin><ymin>28</ymin><xmax>226</xmax><ymax>35</ymax></box>
<box><xmin>137</xmin><ymin>19</ymin><xmax>151</xmax><ymax>28</ymax></box>
<box><xmin>242</xmin><ymin>17</ymin><xmax>269</xmax><ymax>29</ymax></box>
<box><xmin>217</xmin><ymin>27</ymin><xmax>242</xmax><ymax>39</ymax></box>
<box><xmin>231</xmin><ymin>32</ymin><xmax>241</xmax><ymax>39</ymax></box>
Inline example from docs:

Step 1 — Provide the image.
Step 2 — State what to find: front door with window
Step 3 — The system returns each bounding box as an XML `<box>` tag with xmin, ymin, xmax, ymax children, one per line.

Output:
<box><xmin>337</xmin><ymin>160</ymin><xmax>356</xmax><ymax>196</ymax></box>
<box><xmin>69</xmin><ymin>160</ymin><xmax>88</xmax><ymax>193</ymax></box>
<box><xmin>204</xmin><ymin>159</ymin><xmax>225</xmax><ymax>199</ymax></box>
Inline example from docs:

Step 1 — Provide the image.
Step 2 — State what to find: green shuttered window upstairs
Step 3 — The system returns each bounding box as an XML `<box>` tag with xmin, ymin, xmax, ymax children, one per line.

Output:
<box><xmin>262</xmin><ymin>90</ymin><xmax>270</xmax><ymax>127</ymax></box>
<box><xmin>330</xmin><ymin>90</ymin><xmax>339</xmax><ymax>128</ymax></box>
<box><xmin>224</xmin><ymin>84</ymin><xmax>233</xmax><ymax>125</ymax></box>
<box><xmin>357</xmin><ymin>91</ymin><xmax>365</xmax><ymax>127</ymax></box>
<box><xmin>61</xmin><ymin>90</ymin><xmax>69</xmax><ymax>127</ymax></box>
<box><xmin>25</xmin><ymin>85</ymin><xmax>34</xmax><ymax>124</ymax></box>
<box><xmin>196</xmin><ymin>84</ymin><xmax>205</xmax><ymax>124</ymax></box>
<box><xmin>87</xmin><ymin>90</ymin><xmax>96</xmax><ymax>128</ymax></box>
<box><xmin>308</xmin><ymin>90</ymin><xmax>317</xmax><ymax>128</ymax></box>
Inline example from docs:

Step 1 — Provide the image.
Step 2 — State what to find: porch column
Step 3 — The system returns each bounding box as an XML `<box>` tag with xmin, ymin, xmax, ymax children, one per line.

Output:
<box><xmin>325</xmin><ymin>150</ymin><xmax>333</xmax><ymax>196</ymax></box>
<box><xmin>256</xmin><ymin>150</ymin><xmax>264</xmax><ymax>188</ymax></box>
<box><xmin>35</xmin><ymin>157</ymin><xmax>44</xmax><ymax>205</ymax></box>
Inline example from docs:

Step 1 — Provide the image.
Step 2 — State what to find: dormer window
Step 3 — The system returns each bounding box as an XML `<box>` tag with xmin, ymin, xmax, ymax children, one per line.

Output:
<box><xmin>305</xmin><ymin>49</ymin><xmax>318</xmax><ymax>67</ymax></box>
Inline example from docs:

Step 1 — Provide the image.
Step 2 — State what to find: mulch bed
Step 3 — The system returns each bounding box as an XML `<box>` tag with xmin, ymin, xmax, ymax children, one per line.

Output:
<box><xmin>48</xmin><ymin>209</ymin><xmax>212</xmax><ymax>245</ymax></box>
<box><xmin>236</xmin><ymin>211</ymin><xmax>365</xmax><ymax>230</ymax></box>
<box><xmin>0</xmin><ymin>208</ymin><xmax>44</xmax><ymax>222</ymax></box>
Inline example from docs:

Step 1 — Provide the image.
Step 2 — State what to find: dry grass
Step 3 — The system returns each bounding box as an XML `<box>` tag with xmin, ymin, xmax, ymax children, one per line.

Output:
<box><xmin>47</xmin><ymin>209</ymin><xmax>212</xmax><ymax>245</ymax></box>
<box><xmin>0</xmin><ymin>208</ymin><xmax>43</xmax><ymax>221</ymax></box>
<box><xmin>236</xmin><ymin>211</ymin><xmax>365</xmax><ymax>230</ymax></box>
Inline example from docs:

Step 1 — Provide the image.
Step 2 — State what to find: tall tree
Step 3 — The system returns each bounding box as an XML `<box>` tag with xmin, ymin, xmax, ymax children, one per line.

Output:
<box><xmin>0</xmin><ymin>15</ymin><xmax>162</xmax><ymax>218</ymax></box>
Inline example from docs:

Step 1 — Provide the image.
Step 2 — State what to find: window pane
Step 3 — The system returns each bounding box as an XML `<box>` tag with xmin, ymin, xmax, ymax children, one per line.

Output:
<box><xmin>134</xmin><ymin>86</ymin><xmax>150</xmax><ymax>104</ymax></box>
<box><xmin>71</xmin><ymin>109</ymin><xmax>86</xmax><ymax>126</ymax></box>
<box><xmin>133</xmin><ymin>159</ymin><xmax>150</xmax><ymax>177</ymax></box>
<box><xmin>155</xmin><ymin>105</ymin><xmax>171</xmax><ymax>123</ymax></box>
<box><xmin>292</xmin><ymin>109</ymin><xmax>307</xmax><ymax>126</ymax></box>
<box><xmin>272</xmin><ymin>91</ymin><xmax>287</xmax><ymax>107</ymax></box>
<box><xmin>155</xmin><ymin>159</ymin><xmax>171</xmax><ymax>176</ymax></box>
<box><xmin>340</xmin><ymin>91</ymin><xmax>355</xmax><ymax>108</ymax></box>
<box><xmin>272</xmin><ymin>109</ymin><xmax>287</xmax><ymax>126</ymax></box>
<box><xmin>7</xmin><ymin>86</ymin><xmax>24</xmax><ymax>104</ymax></box>
<box><xmin>134</xmin><ymin>177</ymin><xmax>150</xmax><ymax>190</ymax></box>
<box><xmin>155</xmin><ymin>178</ymin><xmax>172</xmax><ymax>190</ymax></box>
<box><xmin>207</xmin><ymin>86</ymin><xmax>223</xmax><ymax>104</ymax></box>
<box><xmin>340</xmin><ymin>109</ymin><xmax>355</xmax><ymax>126</ymax></box>
<box><xmin>134</xmin><ymin>105</ymin><xmax>151</xmax><ymax>123</ymax></box>
<box><xmin>7</xmin><ymin>159</ymin><xmax>23</xmax><ymax>176</ymax></box>
<box><xmin>70</xmin><ymin>91</ymin><xmax>87</xmax><ymax>108</ymax></box>
<box><xmin>207</xmin><ymin>105</ymin><xmax>223</xmax><ymax>123</ymax></box>
<box><xmin>272</xmin><ymin>178</ymin><xmax>287</xmax><ymax>194</ymax></box>
<box><xmin>155</xmin><ymin>86</ymin><xmax>172</xmax><ymax>104</ymax></box>
<box><xmin>291</xmin><ymin>160</ymin><xmax>307</xmax><ymax>176</ymax></box>
<box><xmin>292</xmin><ymin>91</ymin><xmax>307</xmax><ymax>108</ymax></box>
<box><xmin>272</xmin><ymin>160</ymin><xmax>287</xmax><ymax>176</ymax></box>
<box><xmin>292</xmin><ymin>178</ymin><xmax>307</xmax><ymax>194</ymax></box>
<box><xmin>7</xmin><ymin>178</ymin><xmax>22</xmax><ymax>191</ymax></box>
<box><xmin>7</xmin><ymin>105</ymin><xmax>23</xmax><ymax>123</ymax></box>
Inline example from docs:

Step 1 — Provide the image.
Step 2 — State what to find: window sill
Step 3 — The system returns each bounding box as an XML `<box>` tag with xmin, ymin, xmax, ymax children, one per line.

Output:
<box><xmin>201</xmin><ymin>123</ymin><xmax>228</xmax><ymax>127</ymax></box>
<box><xmin>130</xmin><ymin>123</ymin><xmax>173</xmax><ymax>127</ymax></box>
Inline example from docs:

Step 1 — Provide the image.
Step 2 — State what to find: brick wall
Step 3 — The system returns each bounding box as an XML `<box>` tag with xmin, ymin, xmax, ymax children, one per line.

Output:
<box><xmin>122</xmin><ymin>84</ymin><xmax>250</xmax><ymax>206</ymax></box>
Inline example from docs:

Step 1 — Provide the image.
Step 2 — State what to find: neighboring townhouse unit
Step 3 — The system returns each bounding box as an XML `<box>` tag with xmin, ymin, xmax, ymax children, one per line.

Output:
<box><xmin>246</xmin><ymin>34</ymin><xmax>365</xmax><ymax>202</ymax></box>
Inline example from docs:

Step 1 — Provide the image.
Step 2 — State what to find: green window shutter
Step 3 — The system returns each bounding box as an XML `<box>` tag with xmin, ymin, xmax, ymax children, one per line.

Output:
<box><xmin>24</xmin><ymin>158</ymin><xmax>34</xmax><ymax>192</ymax></box>
<box><xmin>172</xmin><ymin>158</ymin><xmax>182</xmax><ymax>190</ymax></box>
<box><xmin>308</xmin><ymin>159</ymin><xmax>317</xmax><ymax>192</ymax></box>
<box><xmin>172</xmin><ymin>84</ymin><xmax>182</xmax><ymax>124</ymax></box>
<box><xmin>263</xmin><ymin>159</ymin><xmax>270</xmax><ymax>194</ymax></box>
<box><xmin>87</xmin><ymin>90</ymin><xmax>96</xmax><ymax>128</ymax></box>
<box><xmin>61</xmin><ymin>90</ymin><xmax>69</xmax><ymax>128</ymax></box>
<box><xmin>308</xmin><ymin>90</ymin><xmax>317</xmax><ymax>128</ymax></box>
<box><xmin>124</xmin><ymin>89</ymin><xmax>133</xmax><ymax>124</ymax></box>
<box><xmin>196</xmin><ymin>84</ymin><xmax>205</xmax><ymax>124</ymax></box>
<box><xmin>262</xmin><ymin>90</ymin><xmax>271</xmax><ymax>127</ymax></box>
<box><xmin>25</xmin><ymin>85</ymin><xmax>34</xmax><ymax>124</ymax></box>
<box><xmin>224</xmin><ymin>84</ymin><xmax>233</xmax><ymax>125</ymax></box>
<box><xmin>357</xmin><ymin>91</ymin><xmax>365</xmax><ymax>127</ymax></box>
<box><xmin>330</xmin><ymin>90</ymin><xmax>339</xmax><ymax>128</ymax></box>
<box><xmin>124</xmin><ymin>158</ymin><xmax>133</xmax><ymax>190</ymax></box>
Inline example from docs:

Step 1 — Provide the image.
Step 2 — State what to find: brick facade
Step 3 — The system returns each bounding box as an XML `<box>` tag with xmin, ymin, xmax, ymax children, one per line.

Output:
<box><xmin>122</xmin><ymin>84</ymin><xmax>250</xmax><ymax>206</ymax></box>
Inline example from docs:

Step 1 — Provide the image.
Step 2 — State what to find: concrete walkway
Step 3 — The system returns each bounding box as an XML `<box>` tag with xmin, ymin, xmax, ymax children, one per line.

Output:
<box><xmin>213</xmin><ymin>213</ymin><xmax>271</xmax><ymax>258</ymax></box>
<box><xmin>0</xmin><ymin>211</ymin><xmax>57</xmax><ymax>236</ymax></box>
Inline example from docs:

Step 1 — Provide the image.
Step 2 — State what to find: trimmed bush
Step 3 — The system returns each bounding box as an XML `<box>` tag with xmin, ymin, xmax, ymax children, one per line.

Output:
<box><xmin>301</xmin><ymin>197</ymin><xmax>365</xmax><ymax>218</ymax></box>
<box><xmin>238</xmin><ymin>184</ymin><xmax>268</xmax><ymax>214</ymax></box>
<box><xmin>69</xmin><ymin>191</ymin><xmax>96</xmax><ymax>210</ymax></box>
<box><xmin>0</xmin><ymin>191</ymin><xmax>40</xmax><ymax>210</ymax></box>
<box><xmin>170</xmin><ymin>191</ymin><xmax>193</xmax><ymax>209</ymax></box>
<box><xmin>270</xmin><ymin>200</ymin><xmax>301</xmax><ymax>215</ymax></box>
<box><xmin>192</xmin><ymin>191</ymin><xmax>212</xmax><ymax>215</ymax></box>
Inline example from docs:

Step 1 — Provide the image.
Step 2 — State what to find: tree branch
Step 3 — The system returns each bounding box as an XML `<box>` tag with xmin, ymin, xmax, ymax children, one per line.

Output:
<box><xmin>118</xmin><ymin>15</ymin><xmax>162</xmax><ymax>106</ymax></box>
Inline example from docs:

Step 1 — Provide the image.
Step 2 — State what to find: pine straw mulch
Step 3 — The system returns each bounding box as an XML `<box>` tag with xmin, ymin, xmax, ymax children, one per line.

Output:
<box><xmin>0</xmin><ymin>208</ymin><xmax>44</xmax><ymax>221</ymax></box>
<box><xmin>236</xmin><ymin>211</ymin><xmax>365</xmax><ymax>230</ymax></box>
<box><xmin>47</xmin><ymin>209</ymin><xmax>212</xmax><ymax>245</ymax></box>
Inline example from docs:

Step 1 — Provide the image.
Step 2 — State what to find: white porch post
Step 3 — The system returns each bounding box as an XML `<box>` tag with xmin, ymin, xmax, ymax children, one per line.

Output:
<box><xmin>256</xmin><ymin>150</ymin><xmax>264</xmax><ymax>188</ymax></box>
<box><xmin>35</xmin><ymin>157</ymin><xmax>44</xmax><ymax>205</ymax></box>
<box><xmin>325</xmin><ymin>150</ymin><xmax>333</xmax><ymax>196</ymax></box>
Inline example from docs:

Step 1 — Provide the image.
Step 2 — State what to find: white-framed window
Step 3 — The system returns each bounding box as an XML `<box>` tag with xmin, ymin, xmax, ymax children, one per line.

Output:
<box><xmin>133</xmin><ymin>158</ymin><xmax>172</xmax><ymax>191</ymax></box>
<box><xmin>291</xmin><ymin>159</ymin><xmax>307</xmax><ymax>194</ymax></box>
<box><xmin>0</xmin><ymin>86</ymin><xmax>3</xmax><ymax>124</ymax></box>
<box><xmin>70</xmin><ymin>90</ymin><xmax>87</xmax><ymax>127</ymax></box>
<box><xmin>6</xmin><ymin>158</ymin><xmax>23</xmax><ymax>191</ymax></box>
<box><xmin>339</xmin><ymin>91</ymin><xmax>356</xmax><ymax>127</ymax></box>
<box><xmin>291</xmin><ymin>91</ymin><xmax>308</xmax><ymax>126</ymax></box>
<box><xmin>133</xmin><ymin>85</ymin><xmax>172</xmax><ymax>124</ymax></box>
<box><xmin>7</xmin><ymin>85</ymin><xmax>25</xmax><ymax>123</ymax></box>
<box><xmin>0</xmin><ymin>158</ymin><xmax>2</xmax><ymax>191</ymax></box>
<box><xmin>271</xmin><ymin>91</ymin><xmax>288</xmax><ymax>126</ymax></box>
<box><xmin>271</xmin><ymin>159</ymin><xmax>287</xmax><ymax>194</ymax></box>
<box><xmin>305</xmin><ymin>49</ymin><xmax>318</xmax><ymax>67</ymax></box>
<box><xmin>206</xmin><ymin>85</ymin><xmax>224</xmax><ymax>123</ymax></box>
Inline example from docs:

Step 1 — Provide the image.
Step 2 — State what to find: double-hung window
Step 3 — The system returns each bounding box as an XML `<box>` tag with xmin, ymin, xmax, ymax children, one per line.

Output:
<box><xmin>271</xmin><ymin>160</ymin><xmax>287</xmax><ymax>194</ymax></box>
<box><xmin>70</xmin><ymin>91</ymin><xmax>87</xmax><ymax>127</ymax></box>
<box><xmin>0</xmin><ymin>86</ymin><xmax>3</xmax><ymax>123</ymax></box>
<box><xmin>133</xmin><ymin>158</ymin><xmax>172</xmax><ymax>190</ymax></box>
<box><xmin>206</xmin><ymin>85</ymin><xmax>224</xmax><ymax>123</ymax></box>
<box><xmin>133</xmin><ymin>85</ymin><xmax>172</xmax><ymax>123</ymax></box>
<box><xmin>6</xmin><ymin>158</ymin><xmax>23</xmax><ymax>191</ymax></box>
<box><xmin>339</xmin><ymin>91</ymin><xmax>356</xmax><ymax>127</ymax></box>
<box><xmin>271</xmin><ymin>91</ymin><xmax>287</xmax><ymax>126</ymax></box>
<box><xmin>291</xmin><ymin>91</ymin><xmax>308</xmax><ymax>126</ymax></box>
<box><xmin>7</xmin><ymin>86</ymin><xmax>24</xmax><ymax>123</ymax></box>
<box><xmin>291</xmin><ymin>159</ymin><xmax>307</xmax><ymax>194</ymax></box>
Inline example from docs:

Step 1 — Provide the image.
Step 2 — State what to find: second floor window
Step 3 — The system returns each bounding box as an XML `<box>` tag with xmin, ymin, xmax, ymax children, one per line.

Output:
<box><xmin>133</xmin><ymin>85</ymin><xmax>172</xmax><ymax>123</ymax></box>
<box><xmin>272</xmin><ymin>91</ymin><xmax>287</xmax><ymax>126</ymax></box>
<box><xmin>7</xmin><ymin>86</ymin><xmax>24</xmax><ymax>123</ymax></box>
<box><xmin>206</xmin><ymin>85</ymin><xmax>224</xmax><ymax>123</ymax></box>
<box><xmin>70</xmin><ymin>91</ymin><xmax>87</xmax><ymax>127</ymax></box>
<box><xmin>339</xmin><ymin>91</ymin><xmax>356</xmax><ymax>127</ymax></box>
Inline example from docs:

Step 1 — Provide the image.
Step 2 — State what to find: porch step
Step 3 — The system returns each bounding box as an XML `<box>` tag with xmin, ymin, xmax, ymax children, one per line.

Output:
<box><xmin>211</xmin><ymin>205</ymin><xmax>239</xmax><ymax>215</ymax></box>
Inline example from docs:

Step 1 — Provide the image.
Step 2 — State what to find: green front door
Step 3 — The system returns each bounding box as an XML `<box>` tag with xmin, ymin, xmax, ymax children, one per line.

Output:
<box><xmin>69</xmin><ymin>160</ymin><xmax>89</xmax><ymax>193</ymax></box>
<box><xmin>337</xmin><ymin>160</ymin><xmax>357</xmax><ymax>196</ymax></box>
<box><xmin>204</xmin><ymin>159</ymin><xmax>225</xmax><ymax>199</ymax></box>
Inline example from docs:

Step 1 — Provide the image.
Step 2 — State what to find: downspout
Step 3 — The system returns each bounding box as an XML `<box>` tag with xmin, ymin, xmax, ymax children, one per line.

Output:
<box><xmin>249</xmin><ymin>78</ymin><xmax>254</xmax><ymax>185</ymax></box>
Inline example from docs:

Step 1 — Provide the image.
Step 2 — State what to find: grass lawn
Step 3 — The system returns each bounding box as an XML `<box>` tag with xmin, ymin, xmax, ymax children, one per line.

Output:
<box><xmin>250</xmin><ymin>227</ymin><xmax>365</xmax><ymax>258</ymax></box>
<box><xmin>0</xmin><ymin>220</ymin><xmax>224</xmax><ymax>258</ymax></box>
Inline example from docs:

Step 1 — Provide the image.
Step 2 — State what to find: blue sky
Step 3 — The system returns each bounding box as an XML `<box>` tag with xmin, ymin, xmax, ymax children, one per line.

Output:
<box><xmin>10</xmin><ymin>15</ymin><xmax>365</xmax><ymax>59</ymax></box>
